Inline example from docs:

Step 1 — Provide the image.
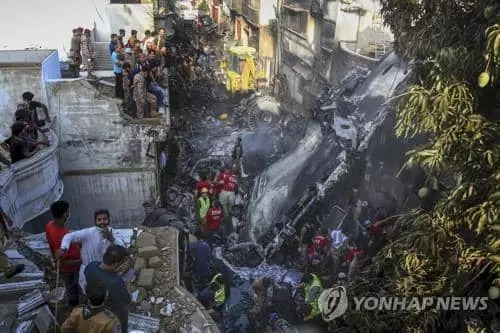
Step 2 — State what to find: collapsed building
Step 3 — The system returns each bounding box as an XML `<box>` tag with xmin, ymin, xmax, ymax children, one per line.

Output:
<box><xmin>2</xmin><ymin>225</ymin><xmax>216</xmax><ymax>333</ymax></box>
<box><xmin>0</xmin><ymin>18</ymin><xmax>415</xmax><ymax>331</ymax></box>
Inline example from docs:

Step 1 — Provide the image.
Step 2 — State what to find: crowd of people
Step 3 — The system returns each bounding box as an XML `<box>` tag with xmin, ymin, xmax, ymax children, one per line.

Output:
<box><xmin>187</xmin><ymin>144</ymin><xmax>394</xmax><ymax>332</ymax></box>
<box><xmin>45</xmin><ymin>200</ymin><xmax>131</xmax><ymax>333</ymax></box>
<box><xmin>0</xmin><ymin>22</ymin><xmax>397</xmax><ymax>333</ymax></box>
<box><xmin>69</xmin><ymin>27</ymin><xmax>173</xmax><ymax>119</ymax></box>
<box><xmin>0</xmin><ymin>91</ymin><xmax>52</xmax><ymax>170</ymax></box>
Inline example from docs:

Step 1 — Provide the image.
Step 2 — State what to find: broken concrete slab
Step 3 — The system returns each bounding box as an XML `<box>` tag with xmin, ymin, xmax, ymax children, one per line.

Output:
<box><xmin>17</xmin><ymin>289</ymin><xmax>45</xmax><ymax>317</ymax></box>
<box><xmin>148</xmin><ymin>256</ymin><xmax>162</xmax><ymax>268</ymax></box>
<box><xmin>0</xmin><ymin>249</ymin><xmax>44</xmax><ymax>283</ymax></box>
<box><xmin>136</xmin><ymin>231</ymin><xmax>157</xmax><ymax>248</ymax></box>
<box><xmin>137</xmin><ymin>269</ymin><xmax>155</xmax><ymax>288</ymax></box>
<box><xmin>134</xmin><ymin>257</ymin><xmax>146</xmax><ymax>271</ymax></box>
<box><xmin>0</xmin><ymin>279</ymin><xmax>46</xmax><ymax>299</ymax></box>
<box><xmin>138</xmin><ymin>246</ymin><xmax>160</xmax><ymax>259</ymax></box>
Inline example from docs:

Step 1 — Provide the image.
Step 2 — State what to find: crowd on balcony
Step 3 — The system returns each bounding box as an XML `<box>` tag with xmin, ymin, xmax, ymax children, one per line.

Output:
<box><xmin>69</xmin><ymin>27</ymin><xmax>174</xmax><ymax>119</ymax></box>
<box><xmin>0</xmin><ymin>92</ymin><xmax>52</xmax><ymax>170</ymax></box>
<box><xmin>68</xmin><ymin>22</ymin><xmax>223</xmax><ymax>120</ymax></box>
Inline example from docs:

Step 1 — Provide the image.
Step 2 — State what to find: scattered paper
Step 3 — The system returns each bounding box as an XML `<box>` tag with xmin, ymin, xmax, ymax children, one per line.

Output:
<box><xmin>160</xmin><ymin>303</ymin><xmax>174</xmax><ymax>316</ymax></box>
<box><xmin>131</xmin><ymin>290</ymin><xmax>139</xmax><ymax>303</ymax></box>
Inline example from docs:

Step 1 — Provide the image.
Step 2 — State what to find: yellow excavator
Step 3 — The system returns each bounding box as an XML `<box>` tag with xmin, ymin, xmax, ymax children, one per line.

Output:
<box><xmin>222</xmin><ymin>46</ymin><xmax>268</xmax><ymax>94</ymax></box>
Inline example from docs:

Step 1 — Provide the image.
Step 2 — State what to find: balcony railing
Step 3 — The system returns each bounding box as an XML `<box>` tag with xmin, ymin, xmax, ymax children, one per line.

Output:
<box><xmin>0</xmin><ymin>129</ymin><xmax>63</xmax><ymax>229</ymax></box>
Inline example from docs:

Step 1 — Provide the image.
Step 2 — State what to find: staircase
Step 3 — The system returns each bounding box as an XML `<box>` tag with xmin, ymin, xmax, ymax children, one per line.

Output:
<box><xmin>93</xmin><ymin>42</ymin><xmax>113</xmax><ymax>71</ymax></box>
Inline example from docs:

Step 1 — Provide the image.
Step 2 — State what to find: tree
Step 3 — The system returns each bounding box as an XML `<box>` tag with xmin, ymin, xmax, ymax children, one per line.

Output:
<box><xmin>198</xmin><ymin>0</ymin><xmax>210</xmax><ymax>14</ymax></box>
<box><xmin>336</xmin><ymin>1</ymin><xmax>500</xmax><ymax>332</ymax></box>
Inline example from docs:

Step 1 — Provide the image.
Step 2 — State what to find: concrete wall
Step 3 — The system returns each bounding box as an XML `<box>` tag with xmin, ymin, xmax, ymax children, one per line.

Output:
<box><xmin>0</xmin><ymin>68</ymin><xmax>45</xmax><ymax>141</ymax></box>
<box><xmin>0</xmin><ymin>130</ymin><xmax>64</xmax><ymax>229</ymax></box>
<box><xmin>40</xmin><ymin>51</ymin><xmax>62</xmax><ymax>111</ymax></box>
<box><xmin>63</xmin><ymin>171</ymin><xmax>156</xmax><ymax>229</ymax></box>
<box><xmin>0</xmin><ymin>51</ymin><xmax>64</xmax><ymax>229</ymax></box>
<box><xmin>259</xmin><ymin>26</ymin><xmax>275</xmax><ymax>58</ymax></box>
<box><xmin>0</xmin><ymin>50</ymin><xmax>60</xmax><ymax>140</ymax></box>
<box><xmin>278</xmin><ymin>0</ymin><xmax>395</xmax><ymax>115</ymax></box>
<box><xmin>335</xmin><ymin>0</ymin><xmax>393</xmax><ymax>51</ymax></box>
<box><xmin>282</xmin><ymin>29</ymin><xmax>315</xmax><ymax>67</ymax></box>
<box><xmin>48</xmin><ymin>79</ymin><xmax>159</xmax><ymax>228</ymax></box>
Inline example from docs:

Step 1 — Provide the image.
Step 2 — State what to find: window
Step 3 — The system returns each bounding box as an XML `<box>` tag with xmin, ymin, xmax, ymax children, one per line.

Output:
<box><xmin>283</xmin><ymin>8</ymin><xmax>308</xmax><ymax>35</ymax></box>
<box><xmin>321</xmin><ymin>20</ymin><xmax>336</xmax><ymax>50</ymax></box>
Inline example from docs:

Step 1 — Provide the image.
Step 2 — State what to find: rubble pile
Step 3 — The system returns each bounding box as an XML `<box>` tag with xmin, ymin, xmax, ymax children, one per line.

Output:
<box><xmin>128</xmin><ymin>227</ymin><xmax>211</xmax><ymax>333</ymax></box>
<box><xmin>10</xmin><ymin>228</ymin><xmax>216</xmax><ymax>333</ymax></box>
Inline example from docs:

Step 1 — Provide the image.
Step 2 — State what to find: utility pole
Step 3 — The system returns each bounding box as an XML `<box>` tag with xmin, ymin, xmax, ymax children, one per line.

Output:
<box><xmin>274</xmin><ymin>0</ymin><xmax>283</xmax><ymax>77</ymax></box>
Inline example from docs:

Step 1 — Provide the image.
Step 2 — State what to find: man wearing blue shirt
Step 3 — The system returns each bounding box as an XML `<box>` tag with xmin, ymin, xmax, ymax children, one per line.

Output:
<box><xmin>111</xmin><ymin>45</ymin><xmax>124</xmax><ymax>99</ymax></box>
<box><xmin>109</xmin><ymin>34</ymin><xmax>118</xmax><ymax>55</ymax></box>
<box><xmin>85</xmin><ymin>245</ymin><xmax>131</xmax><ymax>333</ymax></box>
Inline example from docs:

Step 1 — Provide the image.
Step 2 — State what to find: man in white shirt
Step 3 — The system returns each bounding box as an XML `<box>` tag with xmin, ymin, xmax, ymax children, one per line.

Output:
<box><xmin>57</xmin><ymin>209</ymin><xmax>126</xmax><ymax>292</ymax></box>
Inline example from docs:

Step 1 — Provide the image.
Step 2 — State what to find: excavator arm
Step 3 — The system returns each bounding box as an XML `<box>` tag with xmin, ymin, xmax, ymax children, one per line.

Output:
<box><xmin>241</xmin><ymin>54</ymin><xmax>257</xmax><ymax>92</ymax></box>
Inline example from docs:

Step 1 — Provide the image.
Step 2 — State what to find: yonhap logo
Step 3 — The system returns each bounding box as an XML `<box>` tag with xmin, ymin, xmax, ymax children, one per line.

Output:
<box><xmin>318</xmin><ymin>287</ymin><xmax>489</xmax><ymax>322</ymax></box>
<box><xmin>318</xmin><ymin>286</ymin><xmax>349</xmax><ymax>321</ymax></box>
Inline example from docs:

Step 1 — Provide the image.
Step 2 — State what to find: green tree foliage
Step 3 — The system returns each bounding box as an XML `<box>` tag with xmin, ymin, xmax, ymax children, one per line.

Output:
<box><xmin>197</xmin><ymin>0</ymin><xmax>210</xmax><ymax>14</ymax></box>
<box><xmin>337</xmin><ymin>1</ymin><xmax>500</xmax><ymax>333</ymax></box>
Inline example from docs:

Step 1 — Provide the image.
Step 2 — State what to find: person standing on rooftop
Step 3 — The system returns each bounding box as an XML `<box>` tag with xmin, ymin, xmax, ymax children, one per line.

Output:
<box><xmin>109</xmin><ymin>33</ymin><xmax>118</xmax><ymax>55</ymax></box>
<box><xmin>112</xmin><ymin>45</ymin><xmax>124</xmax><ymax>99</ymax></box>
<box><xmin>81</xmin><ymin>29</ymin><xmax>96</xmax><ymax>79</ymax></box>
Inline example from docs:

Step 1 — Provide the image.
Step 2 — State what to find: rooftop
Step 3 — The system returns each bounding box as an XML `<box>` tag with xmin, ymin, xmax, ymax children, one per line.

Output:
<box><xmin>0</xmin><ymin>50</ymin><xmax>56</xmax><ymax>66</ymax></box>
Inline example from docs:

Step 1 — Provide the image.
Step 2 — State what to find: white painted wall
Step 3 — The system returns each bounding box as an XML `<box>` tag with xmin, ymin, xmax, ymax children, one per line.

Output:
<box><xmin>0</xmin><ymin>0</ymin><xmax>153</xmax><ymax>60</ymax></box>
<box><xmin>334</xmin><ymin>0</ymin><xmax>393</xmax><ymax>49</ymax></box>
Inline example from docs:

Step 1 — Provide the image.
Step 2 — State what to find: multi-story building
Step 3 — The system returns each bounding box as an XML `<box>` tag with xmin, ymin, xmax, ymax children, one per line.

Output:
<box><xmin>224</xmin><ymin>0</ymin><xmax>278</xmax><ymax>79</ymax></box>
<box><xmin>278</xmin><ymin>0</ymin><xmax>394</xmax><ymax>114</ymax></box>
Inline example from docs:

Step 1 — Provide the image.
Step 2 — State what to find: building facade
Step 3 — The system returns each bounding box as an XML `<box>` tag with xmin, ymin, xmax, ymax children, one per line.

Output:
<box><xmin>278</xmin><ymin>0</ymin><xmax>393</xmax><ymax>114</ymax></box>
<box><xmin>223</xmin><ymin>0</ymin><xmax>278</xmax><ymax>80</ymax></box>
